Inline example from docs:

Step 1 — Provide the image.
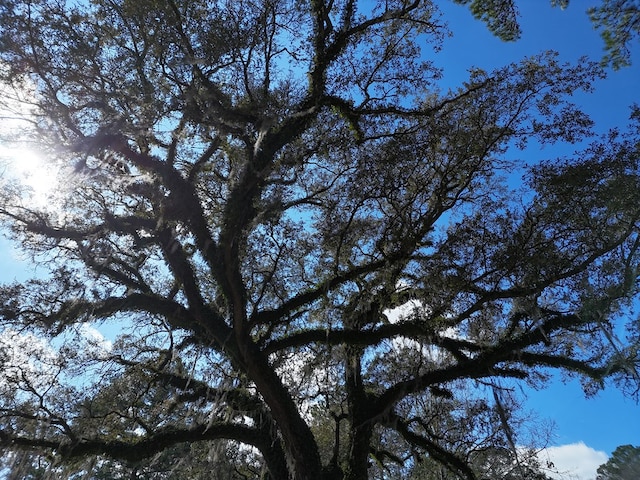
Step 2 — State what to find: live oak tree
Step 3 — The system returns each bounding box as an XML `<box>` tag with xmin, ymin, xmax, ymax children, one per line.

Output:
<box><xmin>410</xmin><ymin>447</ymin><xmax>555</xmax><ymax>480</ymax></box>
<box><xmin>0</xmin><ymin>1</ymin><xmax>639</xmax><ymax>480</ymax></box>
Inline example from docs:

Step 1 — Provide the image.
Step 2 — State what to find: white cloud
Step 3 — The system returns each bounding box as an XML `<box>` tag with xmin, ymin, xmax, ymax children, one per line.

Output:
<box><xmin>384</xmin><ymin>300</ymin><xmax>458</xmax><ymax>359</ymax></box>
<box><xmin>384</xmin><ymin>299</ymin><xmax>423</xmax><ymax>324</ymax></box>
<box><xmin>79</xmin><ymin>323</ymin><xmax>112</xmax><ymax>348</ymax></box>
<box><xmin>78</xmin><ymin>323</ymin><xmax>113</xmax><ymax>359</ymax></box>
<box><xmin>539</xmin><ymin>442</ymin><xmax>608</xmax><ymax>480</ymax></box>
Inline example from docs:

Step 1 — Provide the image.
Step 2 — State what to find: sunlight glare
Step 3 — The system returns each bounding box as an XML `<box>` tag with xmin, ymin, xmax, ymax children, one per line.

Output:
<box><xmin>0</xmin><ymin>145</ymin><xmax>59</xmax><ymax>205</ymax></box>
<box><xmin>0</xmin><ymin>69</ymin><xmax>63</xmax><ymax>208</ymax></box>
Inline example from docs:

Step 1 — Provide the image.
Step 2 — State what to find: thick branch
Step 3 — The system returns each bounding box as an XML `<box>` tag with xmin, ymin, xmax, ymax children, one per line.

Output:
<box><xmin>0</xmin><ymin>423</ymin><xmax>278</xmax><ymax>466</ymax></box>
<box><xmin>386</xmin><ymin>413</ymin><xmax>476</xmax><ymax>480</ymax></box>
<box><xmin>253</xmin><ymin>257</ymin><xmax>388</xmax><ymax>328</ymax></box>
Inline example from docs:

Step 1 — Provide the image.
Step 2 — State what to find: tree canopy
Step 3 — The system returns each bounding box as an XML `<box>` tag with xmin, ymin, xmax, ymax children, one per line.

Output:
<box><xmin>597</xmin><ymin>444</ymin><xmax>640</xmax><ymax>480</ymax></box>
<box><xmin>588</xmin><ymin>0</ymin><xmax>640</xmax><ymax>68</ymax></box>
<box><xmin>0</xmin><ymin>1</ymin><xmax>638</xmax><ymax>479</ymax></box>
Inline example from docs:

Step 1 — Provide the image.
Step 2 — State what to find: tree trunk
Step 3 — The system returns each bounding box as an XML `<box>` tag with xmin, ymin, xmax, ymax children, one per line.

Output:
<box><xmin>344</xmin><ymin>346</ymin><xmax>372</xmax><ymax>480</ymax></box>
<box><xmin>241</xmin><ymin>340</ymin><xmax>324</xmax><ymax>480</ymax></box>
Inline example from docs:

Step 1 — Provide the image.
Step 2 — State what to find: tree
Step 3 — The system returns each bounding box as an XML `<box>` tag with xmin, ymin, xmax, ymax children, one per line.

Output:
<box><xmin>410</xmin><ymin>446</ymin><xmax>555</xmax><ymax>480</ymax></box>
<box><xmin>0</xmin><ymin>1</ymin><xmax>639</xmax><ymax>479</ymax></box>
<box><xmin>588</xmin><ymin>0</ymin><xmax>640</xmax><ymax>68</ymax></box>
<box><xmin>597</xmin><ymin>445</ymin><xmax>640</xmax><ymax>480</ymax></box>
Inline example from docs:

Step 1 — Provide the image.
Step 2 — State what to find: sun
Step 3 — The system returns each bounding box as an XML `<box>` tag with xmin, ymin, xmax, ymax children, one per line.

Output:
<box><xmin>0</xmin><ymin>70</ymin><xmax>63</xmax><ymax>208</ymax></box>
<box><xmin>0</xmin><ymin>145</ymin><xmax>59</xmax><ymax>206</ymax></box>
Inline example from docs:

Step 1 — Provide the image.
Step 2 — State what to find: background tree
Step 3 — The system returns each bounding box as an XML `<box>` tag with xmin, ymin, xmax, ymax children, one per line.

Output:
<box><xmin>597</xmin><ymin>444</ymin><xmax>640</xmax><ymax>480</ymax></box>
<box><xmin>589</xmin><ymin>0</ymin><xmax>640</xmax><ymax>68</ymax></box>
<box><xmin>0</xmin><ymin>1</ymin><xmax>639</xmax><ymax>480</ymax></box>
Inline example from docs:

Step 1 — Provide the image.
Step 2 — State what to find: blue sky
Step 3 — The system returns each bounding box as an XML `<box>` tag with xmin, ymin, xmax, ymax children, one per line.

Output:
<box><xmin>436</xmin><ymin>1</ymin><xmax>640</xmax><ymax>477</ymax></box>
<box><xmin>437</xmin><ymin>1</ymin><xmax>638</xmax><ymax>131</ymax></box>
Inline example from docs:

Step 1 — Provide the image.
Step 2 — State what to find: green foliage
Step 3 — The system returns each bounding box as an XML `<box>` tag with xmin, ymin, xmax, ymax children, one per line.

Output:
<box><xmin>453</xmin><ymin>0</ymin><xmax>521</xmax><ymax>40</ymax></box>
<box><xmin>597</xmin><ymin>444</ymin><xmax>640</xmax><ymax>480</ymax></box>
<box><xmin>589</xmin><ymin>0</ymin><xmax>640</xmax><ymax>68</ymax></box>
